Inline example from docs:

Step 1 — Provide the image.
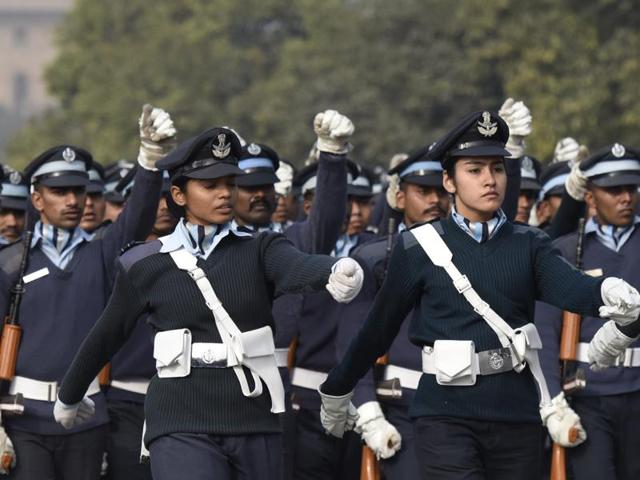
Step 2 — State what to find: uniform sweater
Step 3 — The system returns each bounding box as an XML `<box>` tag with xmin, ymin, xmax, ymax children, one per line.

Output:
<box><xmin>322</xmin><ymin>216</ymin><xmax>604</xmax><ymax>423</ymax></box>
<box><xmin>58</xmin><ymin>231</ymin><xmax>335</xmax><ymax>445</ymax></box>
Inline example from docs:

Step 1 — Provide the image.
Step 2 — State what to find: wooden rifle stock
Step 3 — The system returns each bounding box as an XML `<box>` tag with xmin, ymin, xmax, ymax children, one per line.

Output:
<box><xmin>559</xmin><ymin>312</ymin><xmax>581</xmax><ymax>362</ymax></box>
<box><xmin>98</xmin><ymin>363</ymin><xmax>111</xmax><ymax>386</ymax></box>
<box><xmin>0</xmin><ymin>323</ymin><xmax>21</xmax><ymax>381</ymax></box>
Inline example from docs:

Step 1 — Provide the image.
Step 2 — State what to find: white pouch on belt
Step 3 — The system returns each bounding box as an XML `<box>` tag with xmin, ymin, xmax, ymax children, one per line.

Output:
<box><xmin>154</xmin><ymin>329</ymin><xmax>192</xmax><ymax>378</ymax></box>
<box><xmin>433</xmin><ymin>340</ymin><xmax>477</xmax><ymax>386</ymax></box>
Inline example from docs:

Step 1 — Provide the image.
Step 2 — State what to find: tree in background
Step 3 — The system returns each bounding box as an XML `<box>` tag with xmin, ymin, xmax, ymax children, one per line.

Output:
<box><xmin>6</xmin><ymin>0</ymin><xmax>639</xmax><ymax>170</ymax></box>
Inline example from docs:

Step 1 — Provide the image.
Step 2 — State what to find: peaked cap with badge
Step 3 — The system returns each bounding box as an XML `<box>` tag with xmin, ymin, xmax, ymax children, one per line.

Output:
<box><xmin>86</xmin><ymin>162</ymin><xmax>106</xmax><ymax>194</ymax></box>
<box><xmin>389</xmin><ymin>143</ymin><xmax>443</xmax><ymax>187</ymax></box>
<box><xmin>347</xmin><ymin>165</ymin><xmax>375</xmax><ymax>198</ymax></box>
<box><xmin>293</xmin><ymin>159</ymin><xmax>360</xmax><ymax>196</ymax></box>
<box><xmin>157</xmin><ymin>127</ymin><xmax>244</xmax><ymax>182</ymax></box>
<box><xmin>427</xmin><ymin>110</ymin><xmax>510</xmax><ymax>169</ymax></box>
<box><xmin>579</xmin><ymin>143</ymin><xmax>640</xmax><ymax>187</ymax></box>
<box><xmin>235</xmin><ymin>143</ymin><xmax>280</xmax><ymax>187</ymax></box>
<box><xmin>24</xmin><ymin>145</ymin><xmax>93</xmax><ymax>187</ymax></box>
<box><xmin>519</xmin><ymin>155</ymin><xmax>542</xmax><ymax>192</ymax></box>
<box><xmin>538</xmin><ymin>161</ymin><xmax>570</xmax><ymax>201</ymax></box>
<box><xmin>0</xmin><ymin>166</ymin><xmax>29</xmax><ymax>211</ymax></box>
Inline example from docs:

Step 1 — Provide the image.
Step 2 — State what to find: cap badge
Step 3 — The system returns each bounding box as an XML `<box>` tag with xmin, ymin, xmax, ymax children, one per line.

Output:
<box><xmin>521</xmin><ymin>156</ymin><xmax>534</xmax><ymax>173</ymax></box>
<box><xmin>9</xmin><ymin>171</ymin><xmax>22</xmax><ymax>185</ymax></box>
<box><xmin>212</xmin><ymin>133</ymin><xmax>231</xmax><ymax>159</ymax></box>
<box><xmin>477</xmin><ymin>111</ymin><xmax>497</xmax><ymax>137</ymax></box>
<box><xmin>611</xmin><ymin>143</ymin><xmax>625</xmax><ymax>158</ymax></box>
<box><xmin>62</xmin><ymin>147</ymin><xmax>76</xmax><ymax>163</ymax></box>
<box><xmin>247</xmin><ymin>143</ymin><xmax>261</xmax><ymax>155</ymax></box>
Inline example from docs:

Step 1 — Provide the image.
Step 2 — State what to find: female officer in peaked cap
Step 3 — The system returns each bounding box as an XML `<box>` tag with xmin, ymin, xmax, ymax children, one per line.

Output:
<box><xmin>318</xmin><ymin>111</ymin><xmax>640</xmax><ymax>480</ymax></box>
<box><xmin>53</xmin><ymin>127</ymin><xmax>363</xmax><ymax>480</ymax></box>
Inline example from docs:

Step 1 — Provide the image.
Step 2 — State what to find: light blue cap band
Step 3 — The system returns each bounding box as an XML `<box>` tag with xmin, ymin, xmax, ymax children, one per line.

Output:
<box><xmin>238</xmin><ymin>158</ymin><xmax>274</xmax><ymax>171</ymax></box>
<box><xmin>400</xmin><ymin>161</ymin><xmax>442</xmax><ymax>178</ymax></box>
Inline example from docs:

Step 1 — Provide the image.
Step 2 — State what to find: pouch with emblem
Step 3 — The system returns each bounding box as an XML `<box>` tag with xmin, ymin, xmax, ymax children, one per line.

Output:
<box><xmin>153</xmin><ymin>329</ymin><xmax>192</xmax><ymax>378</ymax></box>
<box><xmin>433</xmin><ymin>340</ymin><xmax>477</xmax><ymax>386</ymax></box>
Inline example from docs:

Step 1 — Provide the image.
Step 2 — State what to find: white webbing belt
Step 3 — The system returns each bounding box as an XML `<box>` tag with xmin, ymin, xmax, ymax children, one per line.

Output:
<box><xmin>10</xmin><ymin>376</ymin><xmax>100</xmax><ymax>402</ymax></box>
<box><xmin>383</xmin><ymin>364</ymin><xmax>421</xmax><ymax>390</ymax></box>
<box><xmin>577</xmin><ymin>342</ymin><xmax>640</xmax><ymax>367</ymax></box>
<box><xmin>111</xmin><ymin>378</ymin><xmax>150</xmax><ymax>396</ymax></box>
<box><xmin>290</xmin><ymin>367</ymin><xmax>328</xmax><ymax>390</ymax></box>
<box><xmin>275</xmin><ymin>348</ymin><xmax>289</xmax><ymax>368</ymax></box>
<box><xmin>169</xmin><ymin>249</ymin><xmax>285</xmax><ymax>413</ymax></box>
<box><xmin>410</xmin><ymin>223</ymin><xmax>551</xmax><ymax>406</ymax></box>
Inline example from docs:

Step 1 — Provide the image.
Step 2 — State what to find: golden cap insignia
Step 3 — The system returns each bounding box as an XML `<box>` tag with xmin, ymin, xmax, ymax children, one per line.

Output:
<box><xmin>211</xmin><ymin>133</ymin><xmax>231</xmax><ymax>159</ymax></box>
<box><xmin>611</xmin><ymin>143</ymin><xmax>625</xmax><ymax>158</ymax></box>
<box><xmin>62</xmin><ymin>147</ymin><xmax>76</xmax><ymax>163</ymax></box>
<box><xmin>247</xmin><ymin>143</ymin><xmax>261</xmax><ymax>155</ymax></box>
<box><xmin>477</xmin><ymin>111</ymin><xmax>498</xmax><ymax>137</ymax></box>
<box><xmin>9</xmin><ymin>171</ymin><xmax>22</xmax><ymax>185</ymax></box>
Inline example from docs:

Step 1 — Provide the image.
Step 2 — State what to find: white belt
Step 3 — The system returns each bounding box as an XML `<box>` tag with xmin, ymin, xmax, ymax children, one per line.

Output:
<box><xmin>110</xmin><ymin>378</ymin><xmax>150</xmax><ymax>395</ymax></box>
<box><xmin>10</xmin><ymin>376</ymin><xmax>100</xmax><ymax>402</ymax></box>
<box><xmin>290</xmin><ymin>367</ymin><xmax>328</xmax><ymax>390</ymax></box>
<box><xmin>421</xmin><ymin>345</ymin><xmax>515</xmax><ymax>378</ymax></box>
<box><xmin>275</xmin><ymin>348</ymin><xmax>289</xmax><ymax>368</ymax></box>
<box><xmin>577</xmin><ymin>342</ymin><xmax>640</xmax><ymax>367</ymax></box>
<box><xmin>383</xmin><ymin>364</ymin><xmax>422</xmax><ymax>390</ymax></box>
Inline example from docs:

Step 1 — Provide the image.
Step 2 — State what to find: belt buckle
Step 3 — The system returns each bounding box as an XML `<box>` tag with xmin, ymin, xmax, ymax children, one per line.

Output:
<box><xmin>453</xmin><ymin>275</ymin><xmax>472</xmax><ymax>294</ymax></box>
<box><xmin>188</xmin><ymin>268</ymin><xmax>206</xmax><ymax>281</ymax></box>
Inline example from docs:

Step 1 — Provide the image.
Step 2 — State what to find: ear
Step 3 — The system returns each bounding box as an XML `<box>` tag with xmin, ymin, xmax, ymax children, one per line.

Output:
<box><xmin>443</xmin><ymin>171</ymin><xmax>456</xmax><ymax>194</ymax></box>
<box><xmin>584</xmin><ymin>189</ymin><xmax>596</xmax><ymax>211</ymax></box>
<box><xmin>31</xmin><ymin>190</ymin><xmax>45</xmax><ymax>213</ymax></box>
<box><xmin>303</xmin><ymin>198</ymin><xmax>312</xmax><ymax>216</ymax></box>
<box><xmin>170</xmin><ymin>185</ymin><xmax>187</xmax><ymax>207</ymax></box>
<box><xmin>396</xmin><ymin>188</ymin><xmax>406</xmax><ymax>211</ymax></box>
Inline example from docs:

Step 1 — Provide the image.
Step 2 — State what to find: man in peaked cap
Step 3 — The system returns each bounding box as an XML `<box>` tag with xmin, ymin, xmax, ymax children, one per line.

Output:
<box><xmin>103</xmin><ymin>160</ymin><xmax>135</xmax><ymax>223</ymax></box>
<box><xmin>79</xmin><ymin>162</ymin><xmax>107</xmax><ymax>233</ymax></box>
<box><xmin>317</xmin><ymin>110</ymin><xmax>640</xmax><ymax>480</ymax></box>
<box><xmin>516</xmin><ymin>155</ymin><xmax>542</xmax><ymax>224</ymax></box>
<box><xmin>536</xmin><ymin>161</ymin><xmax>571</xmax><ymax>230</ymax></box>
<box><xmin>0</xmin><ymin>167</ymin><xmax>28</xmax><ymax>245</ymax></box>
<box><xmin>537</xmin><ymin>143</ymin><xmax>640</xmax><ymax>480</ymax></box>
<box><xmin>0</xmin><ymin>105</ymin><xmax>174</xmax><ymax>479</ymax></box>
<box><xmin>271</xmin><ymin>159</ymin><xmax>297</xmax><ymax>230</ymax></box>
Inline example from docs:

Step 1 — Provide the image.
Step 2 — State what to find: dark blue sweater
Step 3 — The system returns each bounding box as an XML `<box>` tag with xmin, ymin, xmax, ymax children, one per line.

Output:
<box><xmin>323</xmin><ymin>216</ymin><xmax>604</xmax><ymax>423</ymax></box>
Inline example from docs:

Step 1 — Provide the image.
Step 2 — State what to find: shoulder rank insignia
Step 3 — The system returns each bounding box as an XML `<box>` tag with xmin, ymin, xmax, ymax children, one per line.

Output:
<box><xmin>477</xmin><ymin>111</ymin><xmax>497</xmax><ymax>137</ymax></box>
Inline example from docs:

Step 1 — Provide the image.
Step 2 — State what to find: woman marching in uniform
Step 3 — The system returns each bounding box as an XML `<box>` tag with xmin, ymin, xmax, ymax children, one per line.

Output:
<box><xmin>318</xmin><ymin>111</ymin><xmax>640</xmax><ymax>480</ymax></box>
<box><xmin>52</xmin><ymin>127</ymin><xmax>363</xmax><ymax>480</ymax></box>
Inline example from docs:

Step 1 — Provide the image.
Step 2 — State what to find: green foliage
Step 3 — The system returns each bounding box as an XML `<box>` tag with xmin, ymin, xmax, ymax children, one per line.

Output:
<box><xmin>6</xmin><ymin>0</ymin><xmax>639</xmax><ymax>170</ymax></box>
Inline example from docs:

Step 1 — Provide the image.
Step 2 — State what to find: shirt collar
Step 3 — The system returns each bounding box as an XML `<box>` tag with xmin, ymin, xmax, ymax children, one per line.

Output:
<box><xmin>31</xmin><ymin>221</ymin><xmax>92</xmax><ymax>249</ymax></box>
<box><xmin>585</xmin><ymin>215</ymin><xmax>640</xmax><ymax>252</ymax></box>
<box><xmin>450</xmin><ymin>205</ymin><xmax>507</xmax><ymax>243</ymax></box>
<box><xmin>159</xmin><ymin>218</ymin><xmax>252</xmax><ymax>258</ymax></box>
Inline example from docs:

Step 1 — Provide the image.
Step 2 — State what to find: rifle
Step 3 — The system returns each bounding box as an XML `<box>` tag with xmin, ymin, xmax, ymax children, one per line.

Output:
<box><xmin>550</xmin><ymin>217</ymin><xmax>586</xmax><ymax>480</ymax></box>
<box><xmin>0</xmin><ymin>230</ymin><xmax>32</xmax><ymax>416</ymax></box>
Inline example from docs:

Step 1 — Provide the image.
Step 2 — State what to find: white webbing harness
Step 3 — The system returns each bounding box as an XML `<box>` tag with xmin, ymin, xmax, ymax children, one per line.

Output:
<box><xmin>169</xmin><ymin>248</ymin><xmax>285</xmax><ymax>413</ymax></box>
<box><xmin>410</xmin><ymin>223</ymin><xmax>551</xmax><ymax>407</ymax></box>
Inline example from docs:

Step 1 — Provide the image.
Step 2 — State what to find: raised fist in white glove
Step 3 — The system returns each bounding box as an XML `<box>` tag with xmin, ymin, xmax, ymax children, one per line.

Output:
<box><xmin>53</xmin><ymin>396</ymin><xmax>96</xmax><ymax>429</ymax></box>
<box><xmin>599</xmin><ymin>277</ymin><xmax>640</xmax><ymax>325</ymax></box>
<box><xmin>313</xmin><ymin>110</ymin><xmax>354</xmax><ymax>155</ymax></box>
<box><xmin>138</xmin><ymin>104</ymin><xmax>177</xmax><ymax>171</ymax></box>
<box><xmin>386</xmin><ymin>153</ymin><xmax>408</xmax><ymax>211</ymax></box>
<box><xmin>0</xmin><ymin>426</ymin><xmax>15</xmax><ymax>474</ymax></box>
<box><xmin>355</xmin><ymin>401</ymin><xmax>402</xmax><ymax>460</ymax></box>
<box><xmin>540</xmin><ymin>392</ymin><xmax>586</xmax><ymax>447</ymax></box>
<box><xmin>588</xmin><ymin>320</ymin><xmax>638</xmax><ymax>371</ymax></box>
<box><xmin>319</xmin><ymin>388</ymin><xmax>359</xmax><ymax>438</ymax></box>
<box><xmin>498</xmin><ymin>98</ymin><xmax>532</xmax><ymax>158</ymax></box>
<box><xmin>565</xmin><ymin>160</ymin><xmax>589</xmax><ymax>201</ymax></box>
<box><xmin>553</xmin><ymin>137</ymin><xmax>580</xmax><ymax>164</ymax></box>
<box><xmin>326</xmin><ymin>258</ymin><xmax>364</xmax><ymax>303</ymax></box>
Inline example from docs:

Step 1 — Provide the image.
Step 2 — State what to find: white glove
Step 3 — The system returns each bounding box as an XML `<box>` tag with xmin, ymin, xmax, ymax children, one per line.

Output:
<box><xmin>137</xmin><ymin>104</ymin><xmax>177</xmax><ymax>171</ymax></box>
<box><xmin>588</xmin><ymin>320</ymin><xmax>638</xmax><ymax>371</ymax></box>
<box><xmin>319</xmin><ymin>388</ymin><xmax>359</xmax><ymax>438</ymax></box>
<box><xmin>385</xmin><ymin>153</ymin><xmax>408</xmax><ymax>211</ymax></box>
<box><xmin>355</xmin><ymin>402</ymin><xmax>402</xmax><ymax>460</ymax></box>
<box><xmin>326</xmin><ymin>258</ymin><xmax>364</xmax><ymax>303</ymax></box>
<box><xmin>552</xmin><ymin>137</ymin><xmax>580</xmax><ymax>164</ymax></box>
<box><xmin>498</xmin><ymin>98</ymin><xmax>532</xmax><ymax>158</ymax></box>
<box><xmin>599</xmin><ymin>277</ymin><xmax>640</xmax><ymax>325</ymax></box>
<box><xmin>53</xmin><ymin>396</ymin><xmax>96</xmax><ymax>429</ymax></box>
<box><xmin>540</xmin><ymin>392</ymin><xmax>586</xmax><ymax>447</ymax></box>
<box><xmin>313</xmin><ymin>110</ymin><xmax>354</xmax><ymax>155</ymax></box>
<box><xmin>565</xmin><ymin>161</ymin><xmax>588</xmax><ymax>201</ymax></box>
<box><xmin>0</xmin><ymin>426</ymin><xmax>15</xmax><ymax>474</ymax></box>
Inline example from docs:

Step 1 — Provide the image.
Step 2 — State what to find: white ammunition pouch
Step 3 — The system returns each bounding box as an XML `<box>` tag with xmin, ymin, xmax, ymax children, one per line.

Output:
<box><xmin>432</xmin><ymin>340</ymin><xmax>477</xmax><ymax>386</ymax></box>
<box><xmin>165</xmin><ymin>248</ymin><xmax>285</xmax><ymax>414</ymax></box>
<box><xmin>154</xmin><ymin>329</ymin><xmax>192</xmax><ymax>378</ymax></box>
<box><xmin>410</xmin><ymin>223</ymin><xmax>551</xmax><ymax>406</ymax></box>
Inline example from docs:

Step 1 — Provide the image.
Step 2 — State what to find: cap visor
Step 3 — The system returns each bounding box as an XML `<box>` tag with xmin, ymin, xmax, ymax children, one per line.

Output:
<box><xmin>235</xmin><ymin>171</ymin><xmax>279</xmax><ymax>187</ymax></box>
<box><xmin>450</xmin><ymin>145</ymin><xmax>511</xmax><ymax>158</ymax></box>
<box><xmin>520</xmin><ymin>179</ymin><xmax>541</xmax><ymax>191</ymax></box>
<box><xmin>546</xmin><ymin>185</ymin><xmax>565</xmax><ymax>197</ymax></box>
<box><xmin>347</xmin><ymin>186</ymin><xmax>374</xmax><ymax>197</ymax></box>
<box><xmin>86</xmin><ymin>183</ymin><xmax>105</xmax><ymax>194</ymax></box>
<box><xmin>39</xmin><ymin>176</ymin><xmax>89</xmax><ymax>188</ymax></box>
<box><xmin>590</xmin><ymin>173</ymin><xmax>640</xmax><ymax>188</ymax></box>
<box><xmin>105</xmin><ymin>192</ymin><xmax>125</xmax><ymax>204</ymax></box>
<box><xmin>402</xmin><ymin>174</ymin><xmax>443</xmax><ymax>188</ymax></box>
<box><xmin>0</xmin><ymin>197</ymin><xmax>27</xmax><ymax>211</ymax></box>
<box><xmin>184</xmin><ymin>163</ymin><xmax>245</xmax><ymax>180</ymax></box>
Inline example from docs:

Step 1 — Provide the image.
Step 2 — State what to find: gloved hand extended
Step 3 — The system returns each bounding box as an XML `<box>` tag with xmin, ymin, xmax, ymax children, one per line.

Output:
<box><xmin>137</xmin><ymin>104</ymin><xmax>177</xmax><ymax>171</ymax></box>
<box><xmin>313</xmin><ymin>110</ymin><xmax>354</xmax><ymax>155</ymax></box>
<box><xmin>599</xmin><ymin>277</ymin><xmax>640</xmax><ymax>325</ymax></box>
<box><xmin>588</xmin><ymin>320</ymin><xmax>638</xmax><ymax>371</ymax></box>
<box><xmin>53</xmin><ymin>396</ymin><xmax>95</xmax><ymax>429</ymax></box>
<box><xmin>498</xmin><ymin>98</ymin><xmax>532</xmax><ymax>159</ymax></box>
<box><xmin>318</xmin><ymin>388</ymin><xmax>358</xmax><ymax>438</ymax></box>
<box><xmin>540</xmin><ymin>392</ymin><xmax>586</xmax><ymax>447</ymax></box>
<box><xmin>0</xmin><ymin>425</ymin><xmax>15</xmax><ymax>474</ymax></box>
<box><xmin>326</xmin><ymin>258</ymin><xmax>363</xmax><ymax>303</ymax></box>
<box><xmin>355</xmin><ymin>401</ymin><xmax>401</xmax><ymax>459</ymax></box>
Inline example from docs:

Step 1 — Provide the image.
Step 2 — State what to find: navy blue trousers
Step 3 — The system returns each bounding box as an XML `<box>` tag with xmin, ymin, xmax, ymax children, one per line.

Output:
<box><xmin>569</xmin><ymin>390</ymin><xmax>640</xmax><ymax>480</ymax></box>
<box><xmin>380</xmin><ymin>401</ymin><xmax>419</xmax><ymax>479</ymax></box>
<box><xmin>149</xmin><ymin>432</ymin><xmax>282</xmax><ymax>480</ymax></box>
<box><xmin>7</xmin><ymin>425</ymin><xmax>108</xmax><ymax>480</ymax></box>
<box><xmin>105</xmin><ymin>400</ymin><xmax>151</xmax><ymax>480</ymax></box>
<box><xmin>413</xmin><ymin>416</ymin><xmax>544</xmax><ymax>480</ymax></box>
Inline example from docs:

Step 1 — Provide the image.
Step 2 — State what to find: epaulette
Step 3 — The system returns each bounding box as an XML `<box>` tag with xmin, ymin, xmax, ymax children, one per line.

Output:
<box><xmin>120</xmin><ymin>241</ymin><xmax>145</xmax><ymax>256</ymax></box>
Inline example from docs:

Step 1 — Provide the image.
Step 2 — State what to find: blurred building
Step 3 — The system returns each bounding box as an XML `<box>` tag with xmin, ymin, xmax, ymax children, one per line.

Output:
<box><xmin>0</xmin><ymin>0</ymin><xmax>74</xmax><ymax>160</ymax></box>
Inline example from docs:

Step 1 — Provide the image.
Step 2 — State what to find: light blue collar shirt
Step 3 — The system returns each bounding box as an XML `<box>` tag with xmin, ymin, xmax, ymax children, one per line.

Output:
<box><xmin>450</xmin><ymin>205</ymin><xmax>507</xmax><ymax>243</ymax></box>
<box><xmin>31</xmin><ymin>221</ymin><xmax>92</xmax><ymax>269</ymax></box>
<box><xmin>585</xmin><ymin>215</ymin><xmax>640</xmax><ymax>253</ymax></box>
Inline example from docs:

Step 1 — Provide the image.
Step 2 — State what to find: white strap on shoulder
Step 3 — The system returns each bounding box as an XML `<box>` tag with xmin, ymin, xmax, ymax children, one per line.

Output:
<box><xmin>169</xmin><ymin>249</ymin><xmax>262</xmax><ymax>399</ymax></box>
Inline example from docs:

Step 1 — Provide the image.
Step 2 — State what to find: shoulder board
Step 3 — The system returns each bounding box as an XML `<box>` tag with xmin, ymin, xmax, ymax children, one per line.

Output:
<box><xmin>119</xmin><ymin>240</ymin><xmax>162</xmax><ymax>273</ymax></box>
<box><xmin>120</xmin><ymin>241</ymin><xmax>146</xmax><ymax>255</ymax></box>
